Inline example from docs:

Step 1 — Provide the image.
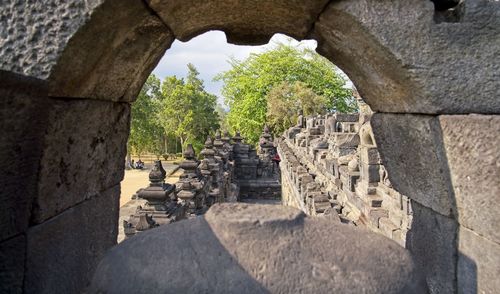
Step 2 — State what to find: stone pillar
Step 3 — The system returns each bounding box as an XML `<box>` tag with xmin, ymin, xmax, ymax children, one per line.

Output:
<box><xmin>257</xmin><ymin>125</ymin><xmax>276</xmax><ymax>178</ymax></box>
<box><xmin>123</xmin><ymin>160</ymin><xmax>179</xmax><ymax>237</ymax></box>
<box><xmin>200</xmin><ymin>136</ymin><xmax>224</xmax><ymax>204</ymax></box>
<box><xmin>232</xmin><ymin>131</ymin><xmax>258</xmax><ymax>180</ymax></box>
<box><xmin>177</xmin><ymin>144</ymin><xmax>208</xmax><ymax>215</ymax></box>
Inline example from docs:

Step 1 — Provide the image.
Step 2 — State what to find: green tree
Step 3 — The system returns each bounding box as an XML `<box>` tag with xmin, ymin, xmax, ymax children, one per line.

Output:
<box><xmin>215</xmin><ymin>104</ymin><xmax>230</xmax><ymax>132</ymax></box>
<box><xmin>158</xmin><ymin>64</ymin><xmax>220</xmax><ymax>154</ymax></box>
<box><xmin>266</xmin><ymin>81</ymin><xmax>328</xmax><ymax>136</ymax></box>
<box><xmin>128</xmin><ymin>74</ymin><xmax>163</xmax><ymax>159</ymax></box>
<box><xmin>216</xmin><ymin>42</ymin><xmax>356</xmax><ymax>144</ymax></box>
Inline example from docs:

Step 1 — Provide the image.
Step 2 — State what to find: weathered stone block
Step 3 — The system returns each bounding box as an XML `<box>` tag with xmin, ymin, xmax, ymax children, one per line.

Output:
<box><xmin>360</xmin><ymin>163</ymin><xmax>380</xmax><ymax>183</ymax></box>
<box><xmin>148</xmin><ymin>0</ymin><xmax>329</xmax><ymax>44</ymax></box>
<box><xmin>90</xmin><ymin>203</ymin><xmax>427</xmax><ymax>293</ymax></box>
<box><xmin>440</xmin><ymin>115</ymin><xmax>500</xmax><ymax>244</ymax></box>
<box><xmin>49</xmin><ymin>0</ymin><xmax>174</xmax><ymax>101</ymax></box>
<box><xmin>32</xmin><ymin>99</ymin><xmax>129</xmax><ymax>223</ymax></box>
<box><xmin>371</xmin><ymin>113</ymin><xmax>454</xmax><ymax>217</ymax></box>
<box><xmin>406</xmin><ymin>201</ymin><xmax>458</xmax><ymax>294</ymax></box>
<box><xmin>314</xmin><ymin>0</ymin><xmax>500</xmax><ymax>114</ymax></box>
<box><xmin>0</xmin><ymin>235</ymin><xmax>25</xmax><ymax>294</ymax></box>
<box><xmin>0</xmin><ymin>71</ymin><xmax>49</xmax><ymax>240</ymax></box>
<box><xmin>458</xmin><ymin>226</ymin><xmax>500</xmax><ymax>294</ymax></box>
<box><xmin>360</xmin><ymin>146</ymin><xmax>380</xmax><ymax>165</ymax></box>
<box><xmin>25</xmin><ymin>185</ymin><xmax>120</xmax><ymax>294</ymax></box>
<box><xmin>334</xmin><ymin>133</ymin><xmax>360</xmax><ymax>147</ymax></box>
<box><xmin>0</xmin><ymin>0</ymin><xmax>103</xmax><ymax>79</ymax></box>
<box><xmin>335</xmin><ymin>113</ymin><xmax>359</xmax><ymax>122</ymax></box>
<box><xmin>1</xmin><ymin>0</ymin><xmax>173</xmax><ymax>102</ymax></box>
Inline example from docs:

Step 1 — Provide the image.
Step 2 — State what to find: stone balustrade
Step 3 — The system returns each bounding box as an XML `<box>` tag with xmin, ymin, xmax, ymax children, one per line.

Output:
<box><xmin>278</xmin><ymin>99</ymin><xmax>412</xmax><ymax>247</ymax></box>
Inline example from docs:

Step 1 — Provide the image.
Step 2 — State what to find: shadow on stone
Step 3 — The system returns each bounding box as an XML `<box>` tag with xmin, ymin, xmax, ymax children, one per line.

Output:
<box><xmin>90</xmin><ymin>216</ymin><xmax>269</xmax><ymax>293</ymax></box>
<box><xmin>90</xmin><ymin>203</ymin><xmax>427</xmax><ymax>293</ymax></box>
<box><xmin>457</xmin><ymin>251</ymin><xmax>477</xmax><ymax>294</ymax></box>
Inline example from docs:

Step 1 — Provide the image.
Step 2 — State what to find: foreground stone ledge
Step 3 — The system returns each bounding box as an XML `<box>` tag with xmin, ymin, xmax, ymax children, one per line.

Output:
<box><xmin>90</xmin><ymin>203</ymin><xmax>427</xmax><ymax>293</ymax></box>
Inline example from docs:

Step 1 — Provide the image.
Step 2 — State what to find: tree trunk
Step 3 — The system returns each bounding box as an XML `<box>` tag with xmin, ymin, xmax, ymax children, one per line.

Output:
<box><xmin>180</xmin><ymin>136</ymin><xmax>185</xmax><ymax>154</ymax></box>
<box><xmin>125</xmin><ymin>152</ymin><xmax>132</xmax><ymax>170</ymax></box>
<box><xmin>164</xmin><ymin>135</ymin><xmax>168</xmax><ymax>154</ymax></box>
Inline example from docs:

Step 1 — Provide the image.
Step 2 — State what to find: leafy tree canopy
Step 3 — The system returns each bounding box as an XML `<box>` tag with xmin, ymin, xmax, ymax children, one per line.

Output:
<box><xmin>128</xmin><ymin>64</ymin><xmax>220</xmax><ymax>157</ymax></box>
<box><xmin>128</xmin><ymin>74</ymin><xmax>163</xmax><ymax>156</ymax></box>
<box><xmin>215</xmin><ymin>42</ymin><xmax>356</xmax><ymax>144</ymax></box>
<box><xmin>158</xmin><ymin>63</ymin><xmax>220</xmax><ymax>154</ymax></box>
<box><xmin>266</xmin><ymin>81</ymin><xmax>328</xmax><ymax>136</ymax></box>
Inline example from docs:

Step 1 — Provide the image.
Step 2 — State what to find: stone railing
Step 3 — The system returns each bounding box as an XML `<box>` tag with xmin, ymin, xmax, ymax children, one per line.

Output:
<box><xmin>278</xmin><ymin>105</ymin><xmax>412</xmax><ymax>247</ymax></box>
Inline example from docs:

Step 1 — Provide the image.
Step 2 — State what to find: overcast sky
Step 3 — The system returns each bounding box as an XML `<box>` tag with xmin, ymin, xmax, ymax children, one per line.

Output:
<box><xmin>152</xmin><ymin>31</ymin><xmax>318</xmax><ymax>105</ymax></box>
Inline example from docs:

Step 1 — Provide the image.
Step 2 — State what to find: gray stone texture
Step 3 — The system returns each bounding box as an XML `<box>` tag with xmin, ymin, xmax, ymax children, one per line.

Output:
<box><xmin>49</xmin><ymin>0</ymin><xmax>174</xmax><ymax>101</ymax></box>
<box><xmin>0</xmin><ymin>235</ymin><xmax>25</xmax><ymax>294</ymax></box>
<box><xmin>440</xmin><ymin>114</ymin><xmax>500</xmax><ymax>244</ymax></box>
<box><xmin>0</xmin><ymin>0</ymin><xmax>173</xmax><ymax>102</ymax></box>
<box><xmin>314</xmin><ymin>0</ymin><xmax>500</xmax><ymax>114</ymax></box>
<box><xmin>0</xmin><ymin>0</ymin><xmax>103</xmax><ymax>79</ymax></box>
<box><xmin>371</xmin><ymin>113</ymin><xmax>455</xmax><ymax>217</ymax></box>
<box><xmin>147</xmin><ymin>0</ymin><xmax>330</xmax><ymax>45</ymax></box>
<box><xmin>458</xmin><ymin>226</ymin><xmax>500</xmax><ymax>294</ymax></box>
<box><xmin>0</xmin><ymin>1</ymin><xmax>499</xmax><ymax>293</ymax></box>
<box><xmin>0</xmin><ymin>71</ymin><xmax>49</xmax><ymax>240</ymax></box>
<box><xmin>406</xmin><ymin>201</ymin><xmax>458</xmax><ymax>294</ymax></box>
<box><xmin>2</xmin><ymin>0</ymin><xmax>499</xmax><ymax>111</ymax></box>
<box><xmin>25</xmin><ymin>185</ymin><xmax>120</xmax><ymax>294</ymax></box>
<box><xmin>33</xmin><ymin>99</ymin><xmax>130</xmax><ymax>223</ymax></box>
<box><xmin>90</xmin><ymin>203</ymin><xmax>426</xmax><ymax>293</ymax></box>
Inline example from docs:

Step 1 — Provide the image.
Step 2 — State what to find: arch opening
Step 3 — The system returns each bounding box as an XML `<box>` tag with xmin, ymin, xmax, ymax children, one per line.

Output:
<box><xmin>5</xmin><ymin>0</ymin><xmax>499</xmax><ymax>293</ymax></box>
<box><xmin>40</xmin><ymin>4</ymin><xmax>452</xmax><ymax>292</ymax></box>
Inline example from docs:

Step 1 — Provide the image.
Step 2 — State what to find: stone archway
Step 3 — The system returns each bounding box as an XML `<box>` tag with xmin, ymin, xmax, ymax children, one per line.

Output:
<box><xmin>1</xmin><ymin>0</ymin><xmax>499</xmax><ymax>293</ymax></box>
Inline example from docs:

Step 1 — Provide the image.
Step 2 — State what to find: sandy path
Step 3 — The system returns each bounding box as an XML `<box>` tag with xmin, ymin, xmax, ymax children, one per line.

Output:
<box><xmin>119</xmin><ymin>163</ymin><xmax>179</xmax><ymax>207</ymax></box>
<box><xmin>117</xmin><ymin>165</ymin><xmax>183</xmax><ymax>242</ymax></box>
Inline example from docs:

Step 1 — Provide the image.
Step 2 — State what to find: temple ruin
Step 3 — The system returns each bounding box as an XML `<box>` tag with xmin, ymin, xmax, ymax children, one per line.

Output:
<box><xmin>278</xmin><ymin>97</ymin><xmax>412</xmax><ymax>246</ymax></box>
<box><xmin>123</xmin><ymin>97</ymin><xmax>412</xmax><ymax>248</ymax></box>
<box><xmin>123</xmin><ymin>128</ymin><xmax>280</xmax><ymax>237</ymax></box>
<box><xmin>1</xmin><ymin>0</ymin><xmax>499</xmax><ymax>293</ymax></box>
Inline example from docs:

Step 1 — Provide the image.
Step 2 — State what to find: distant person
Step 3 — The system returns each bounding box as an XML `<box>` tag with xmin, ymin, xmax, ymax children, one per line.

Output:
<box><xmin>130</xmin><ymin>159</ymin><xmax>135</xmax><ymax>169</ymax></box>
<box><xmin>136</xmin><ymin>159</ymin><xmax>144</xmax><ymax>169</ymax></box>
<box><xmin>272</xmin><ymin>153</ymin><xmax>281</xmax><ymax>166</ymax></box>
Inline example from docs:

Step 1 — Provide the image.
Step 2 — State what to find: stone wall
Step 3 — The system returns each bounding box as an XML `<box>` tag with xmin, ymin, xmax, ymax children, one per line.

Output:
<box><xmin>278</xmin><ymin>99</ymin><xmax>500</xmax><ymax>292</ymax></box>
<box><xmin>278</xmin><ymin>100</ymin><xmax>411</xmax><ymax>247</ymax></box>
<box><xmin>0</xmin><ymin>71</ymin><xmax>129</xmax><ymax>293</ymax></box>
<box><xmin>1</xmin><ymin>0</ymin><xmax>499</xmax><ymax>293</ymax></box>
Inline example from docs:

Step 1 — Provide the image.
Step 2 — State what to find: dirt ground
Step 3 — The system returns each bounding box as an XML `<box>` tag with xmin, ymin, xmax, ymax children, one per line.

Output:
<box><xmin>119</xmin><ymin>169</ymin><xmax>151</xmax><ymax>207</ymax></box>
<box><xmin>119</xmin><ymin>162</ymin><xmax>180</xmax><ymax>207</ymax></box>
<box><xmin>117</xmin><ymin>163</ymin><xmax>183</xmax><ymax>242</ymax></box>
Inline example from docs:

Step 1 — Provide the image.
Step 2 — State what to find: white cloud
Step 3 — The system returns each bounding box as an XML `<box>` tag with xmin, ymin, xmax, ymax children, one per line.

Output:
<box><xmin>152</xmin><ymin>31</ymin><xmax>318</xmax><ymax>104</ymax></box>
